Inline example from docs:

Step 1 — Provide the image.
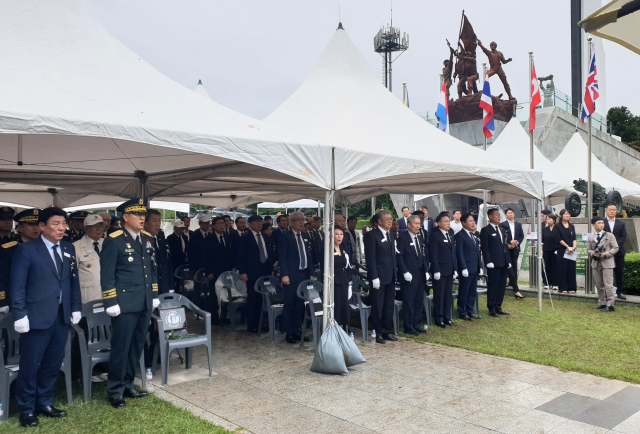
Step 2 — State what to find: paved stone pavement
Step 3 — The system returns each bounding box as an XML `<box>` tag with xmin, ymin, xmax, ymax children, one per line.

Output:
<box><xmin>146</xmin><ymin>319</ymin><xmax>640</xmax><ymax>434</ymax></box>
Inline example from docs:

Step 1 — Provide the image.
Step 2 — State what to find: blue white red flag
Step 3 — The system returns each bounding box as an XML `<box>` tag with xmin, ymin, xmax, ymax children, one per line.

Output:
<box><xmin>581</xmin><ymin>45</ymin><xmax>599</xmax><ymax>123</ymax></box>
<box><xmin>479</xmin><ymin>78</ymin><xmax>494</xmax><ymax>138</ymax></box>
<box><xmin>435</xmin><ymin>81</ymin><xmax>449</xmax><ymax>133</ymax></box>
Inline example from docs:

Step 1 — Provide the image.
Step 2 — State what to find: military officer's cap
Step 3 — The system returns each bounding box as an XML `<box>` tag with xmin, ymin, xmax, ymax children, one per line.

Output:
<box><xmin>69</xmin><ymin>210</ymin><xmax>89</xmax><ymax>220</ymax></box>
<box><xmin>0</xmin><ymin>206</ymin><xmax>15</xmax><ymax>219</ymax></box>
<box><xmin>14</xmin><ymin>208</ymin><xmax>41</xmax><ymax>224</ymax></box>
<box><xmin>117</xmin><ymin>198</ymin><xmax>147</xmax><ymax>215</ymax></box>
<box><xmin>84</xmin><ymin>214</ymin><xmax>104</xmax><ymax>226</ymax></box>
<box><xmin>247</xmin><ymin>215</ymin><xmax>263</xmax><ymax>223</ymax></box>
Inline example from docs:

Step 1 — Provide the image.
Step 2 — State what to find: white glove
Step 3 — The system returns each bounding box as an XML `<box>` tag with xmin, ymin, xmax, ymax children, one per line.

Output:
<box><xmin>106</xmin><ymin>305</ymin><xmax>121</xmax><ymax>317</ymax></box>
<box><xmin>462</xmin><ymin>269</ymin><xmax>469</xmax><ymax>277</ymax></box>
<box><xmin>453</xmin><ymin>271</ymin><xmax>458</xmax><ymax>280</ymax></box>
<box><xmin>434</xmin><ymin>272</ymin><xmax>441</xmax><ymax>280</ymax></box>
<box><xmin>372</xmin><ymin>278</ymin><xmax>380</xmax><ymax>289</ymax></box>
<box><xmin>426</xmin><ymin>272</ymin><xmax>430</xmax><ymax>281</ymax></box>
<box><xmin>508</xmin><ymin>263</ymin><xmax>512</xmax><ymax>269</ymax></box>
<box><xmin>153</xmin><ymin>298</ymin><xmax>160</xmax><ymax>309</ymax></box>
<box><xmin>14</xmin><ymin>316</ymin><xmax>29</xmax><ymax>333</ymax></box>
<box><xmin>486</xmin><ymin>263</ymin><xmax>495</xmax><ymax>269</ymax></box>
<box><xmin>0</xmin><ymin>305</ymin><xmax>9</xmax><ymax>314</ymax></box>
<box><xmin>71</xmin><ymin>311</ymin><xmax>81</xmax><ymax>324</ymax></box>
<box><xmin>403</xmin><ymin>272</ymin><xmax>412</xmax><ymax>282</ymax></box>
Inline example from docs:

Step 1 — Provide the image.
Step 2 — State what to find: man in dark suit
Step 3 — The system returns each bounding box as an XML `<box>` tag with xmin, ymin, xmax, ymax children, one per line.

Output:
<box><xmin>481</xmin><ymin>208</ymin><xmax>511</xmax><ymax>317</ymax></box>
<box><xmin>229</xmin><ymin>216</ymin><xmax>247</xmax><ymax>269</ymax></box>
<box><xmin>499</xmin><ymin>208</ymin><xmax>525</xmax><ymax>298</ymax></box>
<box><xmin>335</xmin><ymin>214</ymin><xmax>352</xmax><ymax>258</ymax></box>
<box><xmin>397</xmin><ymin>206</ymin><xmax>411</xmax><ymax>234</ymax></box>
<box><xmin>363</xmin><ymin>210</ymin><xmax>398</xmax><ymax>343</ymax></box>
<box><xmin>396</xmin><ymin>215</ymin><xmax>429</xmax><ymax>335</ymax></box>
<box><xmin>308</xmin><ymin>216</ymin><xmax>323</xmax><ymax>268</ymax></box>
<box><xmin>167</xmin><ymin>220</ymin><xmax>188</xmax><ymax>270</ymax></box>
<box><xmin>604</xmin><ymin>204</ymin><xmax>627</xmax><ymax>299</ymax></box>
<box><xmin>179</xmin><ymin>215</ymin><xmax>193</xmax><ymax>243</ymax></box>
<box><xmin>204</xmin><ymin>217</ymin><xmax>233</xmax><ymax>317</ymax></box>
<box><xmin>420</xmin><ymin>205</ymin><xmax>436</xmax><ymax>239</ymax></box>
<box><xmin>456</xmin><ymin>213</ymin><xmax>483</xmax><ymax>321</ymax></box>
<box><xmin>278</xmin><ymin>211</ymin><xmax>312</xmax><ymax>344</ymax></box>
<box><xmin>271</xmin><ymin>214</ymin><xmax>289</xmax><ymax>258</ymax></box>
<box><xmin>63</xmin><ymin>210</ymin><xmax>88</xmax><ymax>243</ymax></box>
<box><xmin>144</xmin><ymin>210</ymin><xmax>173</xmax><ymax>294</ymax></box>
<box><xmin>428</xmin><ymin>212</ymin><xmax>458</xmax><ymax>328</ymax></box>
<box><xmin>101</xmin><ymin>198</ymin><xmax>158</xmax><ymax>408</ymax></box>
<box><xmin>10</xmin><ymin>207</ymin><xmax>82</xmax><ymax>426</ymax></box>
<box><xmin>238</xmin><ymin>215</ymin><xmax>273</xmax><ymax>332</ymax></box>
<box><xmin>187</xmin><ymin>215</ymin><xmax>211</xmax><ymax>273</ymax></box>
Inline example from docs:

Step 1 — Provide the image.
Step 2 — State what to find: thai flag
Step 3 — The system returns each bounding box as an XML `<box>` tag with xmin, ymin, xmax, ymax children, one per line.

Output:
<box><xmin>435</xmin><ymin>81</ymin><xmax>449</xmax><ymax>133</ymax></box>
<box><xmin>479</xmin><ymin>78</ymin><xmax>494</xmax><ymax>138</ymax></box>
<box><xmin>581</xmin><ymin>45</ymin><xmax>599</xmax><ymax>123</ymax></box>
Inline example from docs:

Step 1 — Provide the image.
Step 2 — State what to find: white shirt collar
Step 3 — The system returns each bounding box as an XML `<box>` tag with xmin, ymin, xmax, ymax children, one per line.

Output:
<box><xmin>378</xmin><ymin>226</ymin><xmax>388</xmax><ymax>237</ymax></box>
<box><xmin>251</xmin><ymin>229</ymin><xmax>260</xmax><ymax>236</ymax></box>
<box><xmin>409</xmin><ymin>231</ymin><xmax>417</xmax><ymax>240</ymax></box>
<box><xmin>464</xmin><ymin>228</ymin><xmax>472</xmax><ymax>236</ymax></box>
<box><xmin>440</xmin><ymin>228</ymin><xmax>449</xmax><ymax>236</ymax></box>
<box><xmin>125</xmin><ymin>227</ymin><xmax>140</xmax><ymax>238</ymax></box>
<box><xmin>41</xmin><ymin>234</ymin><xmax>58</xmax><ymax>249</ymax></box>
<box><xmin>595</xmin><ymin>230</ymin><xmax>604</xmax><ymax>235</ymax></box>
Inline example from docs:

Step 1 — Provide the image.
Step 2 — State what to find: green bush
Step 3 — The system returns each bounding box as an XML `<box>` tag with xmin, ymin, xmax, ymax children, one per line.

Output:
<box><xmin>623</xmin><ymin>252</ymin><xmax>640</xmax><ymax>295</ymax></box>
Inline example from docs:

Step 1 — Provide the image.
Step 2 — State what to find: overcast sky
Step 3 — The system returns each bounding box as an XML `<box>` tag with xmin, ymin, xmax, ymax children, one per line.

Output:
<box><xmin>81</xmin><ymin>0</ymin><xmax>640</xmax><ymax>122</ymax></box>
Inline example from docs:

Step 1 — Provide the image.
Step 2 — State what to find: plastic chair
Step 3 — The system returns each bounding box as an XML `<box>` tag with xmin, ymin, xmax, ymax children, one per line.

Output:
<box><xmin>476</xmin><ymin>288</ymin><xmax>487</xmax><ymax>315</ymax></box>
<box><xmin>72</xmin><ymin>301</ymin><xmax>146</xmax><ymax>403</ymax></box>
<box><xmin>151</xmin><ymin>293</ymin><xmax>212</xmax><ymax>386</ymax></box>
<box><xmin>423</xmin><ymin>294</ymin><xmax>434</xmax><ymax>326</ymax></box>
<box><xmin>173</xmin><ymin>264</ymin><xmax>194</xmax><ymax>294</ymax></box>
<box><xmin>216</xmin><ymin>271</ymin><xmax>246</xmax><ymax>331</ymax></box>
<box><xmin>0</xmin><ymin>313</ymin><xmax>73</xmax><ymax>419</ymax></box>
<box><xmin>296</xmin><ymin>279</ymin><xmax>323</xmax><ymax>350</ymax></box>
<box><xmin>255</xmin><ymin>276</ymin><xmax>284</xmax><ymax>342</ymax></box>
<box><xmin>351</xmin><ymin>275</ymin><xmax>372</xmax><ymax>342</ymax></box>
<box><xmin>392</xmin><ymin>299</ymin><xmax>403</xmax><ymax>335</ymax></box>
<box><xmin>192</xmin><ymin>268</ymin><xmax>208</xmax><ymax>316</ymax></box>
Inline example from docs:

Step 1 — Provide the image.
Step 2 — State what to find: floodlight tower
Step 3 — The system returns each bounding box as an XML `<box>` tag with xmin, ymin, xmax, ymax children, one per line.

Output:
<box><xmin>373</xmin><ymin>8</ymin><xmax>409</xmax><ymax>92</ymax></box>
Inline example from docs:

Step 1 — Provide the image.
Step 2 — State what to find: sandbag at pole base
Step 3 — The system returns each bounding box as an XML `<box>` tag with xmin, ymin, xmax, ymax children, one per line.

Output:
<box><xmin>310</xmin><ymin>320</ymin><xmax>366</xmax><ymax>374</ymax></box>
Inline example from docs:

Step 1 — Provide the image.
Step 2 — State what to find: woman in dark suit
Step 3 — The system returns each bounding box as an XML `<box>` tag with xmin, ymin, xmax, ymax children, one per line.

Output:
<box><xmin>333</xmin><ymin>227</ymin><xmax>353</xmax><ymax>327</ymax></box>
<box><xmin>556</xmin><ymin>209</ymin><xmax>577</xmax><ymax>293</ymax></box>
<box><xmin>541</xmin><ymin>214</ymin><xmax>559</xmax><ymax>289</ymax></box>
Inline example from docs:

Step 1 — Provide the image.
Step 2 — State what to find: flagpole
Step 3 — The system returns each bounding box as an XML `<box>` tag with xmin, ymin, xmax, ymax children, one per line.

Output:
<box><xmin>529</xmin><ymin>52</ymin><xmax>536</xmax><ymax>233</ymax></box>
<box><xmin>587</xmin><ymin>38</ymin><xmax>593</xmax><ymax>220</ymax></box>
<box><xmin>482</xmin><ymin>64</ymin><xmax>488</xmax><ymax>216</ymax></box>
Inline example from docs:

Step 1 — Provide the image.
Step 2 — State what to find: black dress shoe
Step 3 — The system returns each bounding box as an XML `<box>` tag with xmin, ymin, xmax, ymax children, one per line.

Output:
<box><xmin>436</xmin><ymin>322</ymin><xmax>446</xmax><ymax>329</ymax></box>
<box><xmin>124</xmin><ymin>388</ymin><xmax>148</xmax><ymax>399</ymax></box>
<box><xmin>286</xmin><ymin>333</ymin><xmax>297</xmax><ymax>344</ymax></box>
<box><xmin>294</xmin><ymin>333</ymin><xmax>310</xmax><ymax>342</ymax></box>
<box><xmin>462</xmin><ymin>316</ymin><xmax>472</xmax><ymax>321</ymax></box>
<box><xmin>496</xmin><ymin>309</ymin><xmax>510</xmax><ymax>315</ymax></box>
<box><xmin>446</xmin><ymin>321</ymin><xmax>457</xmax><ymax>326</ymax></box>
<box><xmin>20</xmin><ymin>413</ymin><xmax>39</xmax><ymax>427</ymax></box>
<box><xmin>489</xmin><ymin>311</ymin><xmax>498</xmax><ymax>317</ymax></box>
<box><xmin>405</xmin><ymin>329</ymin><xmax>420</xmax><ymax>336</ymax></box>
<box><xmin>617</xmin><ymin>293</ymin><xmax>627</xmax><ymax>300</ymax></box>
<box><xmin>593</xmin><ymin>305</ymin><xmax>606</xmax><ymax>309</ymax></box>
<box><xmin>375</xmin><ymin>335</ymin><xmax>386</xmax><ymax>343</ymax></box>
<box><xmin>469</xmin><ymin>314</ymin><xmax>482</xmax><ymax>320</ymax></box>
<box><xmin>602</xmin><ymin>306</ymin><xmax>615</xmax><ymax>312</ymax></box>
<box><xmin>382</xmin><ymin>333</ymin><xmax>398</xmax><ymax>341</ymax></box>
<box><xmin>110</xmin><ymin>397</ymin><xmax>126</xmax><ymax>408</ymax></box>
<box><xmin>417</xmin><ymin>328</ymin><xmax>427</xmax><ymax>334</ymax></box>
<box><xmin>36</xmin><ymin>406</ymin><xmax>67</xmax><ymax>418</ymax></box>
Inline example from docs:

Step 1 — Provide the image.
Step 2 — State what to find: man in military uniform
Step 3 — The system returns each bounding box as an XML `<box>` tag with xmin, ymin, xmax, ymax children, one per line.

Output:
<box><xmin>64</xmin><ymin>211</ymin><xmax>88</xmax><ymax>242</ymax></box>
<box><xmin>0</xmin><ymin>206</ymin><xmax>16</xmax><ymax>243</ymax></box>
<box><xmin>0</xmin><ymin>209</ymin><xmax>41</xmax><ymax>313</ymax></box>
<box><xmin>100</xmin><ymin>198</ymin><xmax>159</xmax><ymax>408</ymax></box>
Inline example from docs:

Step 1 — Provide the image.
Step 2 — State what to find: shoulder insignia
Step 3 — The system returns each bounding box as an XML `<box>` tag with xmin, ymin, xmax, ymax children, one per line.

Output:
<box><xmin>140</xmin><ymin>230</ymin><xmax>152</xmax><ymax>237</ymax></box>
<box><xmin>109</xmin><ymin>230</ymin><xmax>123</xmax><ymax>238</ymax></box>
<box><xmin>2</xmin><ymin>241</ymin><xmax>18</xmax><ymax>249</ymax></box>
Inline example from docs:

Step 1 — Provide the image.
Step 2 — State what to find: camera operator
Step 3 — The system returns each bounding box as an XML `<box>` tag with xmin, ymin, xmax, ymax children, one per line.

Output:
<box><xmin>587</xmin><ymin>217</ymin><xmax>619</xmax><ymax>312</ymax></box>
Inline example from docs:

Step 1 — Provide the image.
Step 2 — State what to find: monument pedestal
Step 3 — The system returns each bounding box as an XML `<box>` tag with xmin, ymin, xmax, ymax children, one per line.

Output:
<box><xmin>449</xmin><ymin>92</ymin><xmax>516</xmax><ymax>124</ymax></box>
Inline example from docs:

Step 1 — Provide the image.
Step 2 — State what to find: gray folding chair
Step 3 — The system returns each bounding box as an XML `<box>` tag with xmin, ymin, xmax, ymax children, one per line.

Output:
<box><xmin>1</xmin><ymin>313</ymin><xmax>73</xmax><ymax>418</ymax></box>
<box><xmin>72</xmin><ymin>301</ymin><xmax>146</xmax><ymax>403</ymax></box>
<box><xmin>351</xmin><ymin>275</ymin><xmax>372</xmax><ymax>342</ymax></box>
<box><xmin>392</xmin><ymin>285</ymin><xmax>403</xmax><ymax>335</ymax></box>
<box><xmin>297</xmin><ymin>279</ymin><xmax>324</xmax><ymax>350</ymax></box>
<box><xmin>192</xmin><ymin>268</ymin><xmax>208</xmax><ymax>317</ymax></box>
<box><xmin>255</xmin><ymin>276</ymin><xmax>284</xmax><ymax>342</ymax></box>
<box><xmin>476</xmin><ymin>288</ymin><xmax>487</xmax><ymax>315</ymax></box>
<box><xmin>217</xmin><ymin>271</ymin><xmax>246</xmax><ymax>331</ymax></box>
<box><xmin>151</xmin><ymin>293</ymin><xmax>212</xmax><ymax>386</ymax></box>
<box><xmin>423</xmin><ymin>294</ymin><xmax>434</xmax><ymax>326</ymax></box>
<box><xmin>174</xmin><ymin>264</ymin><xmax>194</xmax><ymax>295</ymax></box>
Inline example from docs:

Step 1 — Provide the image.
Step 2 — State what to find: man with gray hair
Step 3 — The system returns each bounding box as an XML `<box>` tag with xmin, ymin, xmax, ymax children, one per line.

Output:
<box><xmin>363</xmin><ymin>210</ymin><xmax>398</xmax><ymax>343</ymax></box>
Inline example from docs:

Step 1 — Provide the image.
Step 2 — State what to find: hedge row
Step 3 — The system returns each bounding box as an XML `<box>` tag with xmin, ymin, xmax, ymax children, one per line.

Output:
<box><xmin>624</xmin><ymin>253</ymin><xmax>640</xmax><ymax>295</ymax></box>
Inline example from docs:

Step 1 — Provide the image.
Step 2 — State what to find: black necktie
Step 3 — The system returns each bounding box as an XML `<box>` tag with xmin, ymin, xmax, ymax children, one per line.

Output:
<box><xmin>93</xmin><ymin>241</ymin><xmax>100</xmax><ymax>256</ymax></box>
<box><xmin>135</xmin><ymin>235</ymin><xmax>141</xmax><ymax>246</ymax></box>
<box><xmin>153</xmin><ymin>238</ymin><xmax>159</xmax><ymax>252</ymax></box>
<box><xmin>52</xmin><ymin>244</ymin><xmax>63</xmax><ymax>278</ymax></box>
<box><xmin>219</xmin><ymin>234</ymin><xmax>225</xmax><ymax>248</ymax></box>
<box><xmin>597</xmin><ymin>233</ymin><xmax>601</xmax><ymax>243</ymax></box>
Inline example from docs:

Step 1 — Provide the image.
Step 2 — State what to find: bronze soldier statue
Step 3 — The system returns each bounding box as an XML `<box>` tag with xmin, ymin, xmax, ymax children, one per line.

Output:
<box><xmin>443</xmin><ymin>41</ymin><xmax>455</xmax><ymax>101</ymax></box>
<box><xmin>478</xmin><ymin>39</ymin><xmax>513</xmax><ymax>100</ymax></box>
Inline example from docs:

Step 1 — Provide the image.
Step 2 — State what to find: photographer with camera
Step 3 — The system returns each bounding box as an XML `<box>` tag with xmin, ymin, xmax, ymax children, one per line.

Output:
<box><xmin>587</xmin><ymin>217</ymin><xmax>619</xmax><ymax>312</ymax></box>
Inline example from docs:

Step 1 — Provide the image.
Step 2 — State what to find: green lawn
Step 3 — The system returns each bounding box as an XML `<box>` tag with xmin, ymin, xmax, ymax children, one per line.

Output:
<box><xmin>1</xmin><ymin>382</ymin><xmax>232</xmax><ymax>434</ymax></box>
<box><xmin>404</xmin><ymin>295</ymin><xmax>640</xmax><ymax>384</ymax></box>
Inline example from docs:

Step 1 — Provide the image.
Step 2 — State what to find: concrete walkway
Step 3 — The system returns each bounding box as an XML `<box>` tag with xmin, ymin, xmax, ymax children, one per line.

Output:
<box><xmin>147</xmin><ymin>320</ymin><xmax>640</xmax><ymax>434</ymax></box>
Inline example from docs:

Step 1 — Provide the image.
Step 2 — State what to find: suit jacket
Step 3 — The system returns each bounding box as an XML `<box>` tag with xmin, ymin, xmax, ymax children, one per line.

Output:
<box><xmin>237</xmin><ymin>230</ymin><xmax>273</xmax><ymax>281</ymax></box>
<box><xmin>308</xmin><ymin>230</ymin><xmax>322</xmax><ymax>266</ymax></box>
<box><xmin>11</xmin><ymin>236</ymin><xmax>82</xmax><ymax>328</ymax></box>
<box><xmin>455</xmin><ymin>229</ymin><xmax>482</xmax><ymax>275</ymax></box>
<box><xmin>187</xmin><ymin>230</ymin><xmax>208</xmax><ymax>272</ymax></box>
<box><xmin>152</xmin><ymin>235</ymin><xmax>173</xmax><ymax>294</ymax></box>
<box><xmin>100</xmin><ymin>229</ymin><xmax>158</xmax><ymax>313</ymax></box>
<box><xmin>345</xmin><ymin>228</ymin><xmax>362</xmax><ymax>264</ymax></box>
<box><xmin>167</xmin><ymin>233</ymin><xmax>188</xmax><ymax>268</ymax></box>
<box><xmin>480</xmin><ymin>224</ymin><xmax>511</xmax><ymax>268</ymax></box>
<box><xmin>74</xmin><ymin>235</ymin><xmax>104</xmax><ymax>303</ymax></box>
<box><xmin>229</xmin><ymin>229</ymin><xmax>245</xmax><ymax>269</ymax></box>
<box><xmin>396</xmin><ymin>231</ymin><xmax>428</xmax><ymax>282</ymax></box>
<box><xmin>587</xmin><ymin>232</ymin><xmax>619</xmax><ymax>268</ymax></box>
<box><xmin>428</xmin><ymin>229</ymin><xmax>457</xmax><ymax>276</ymax></box>
<box><xmin>278</xmin><ymin>230</ymin><xmax>313</xmax><ymax>280</ymax></box>
<box><xmin>363</xmin><ymin>228</ymin><xmax>397</xmax><ymax>285</ymax></box>
<box><xmin>339</xmin><ymin>230</ymin><xmax>352</xmax><ymax>264</ymax></box>
<box><xmin>0</xmin><ymin>238</ymin><xmax>25</xmax><ymax>309</ymax></box>
<box><xmin>397</xmin><ymin>216</ymin><xmax>409</xmax><ymax>233</ymax></box>
<box><xmin>204</xmin><ymin>232</ymin><xmax>232</xmax><ymax>279</ymax></box>
<box><xmin>499</xmin><ymin>220</ymin><xmax>524</xmax><ymax>255</ymax></box>
<box><xmin>271</xmin><ymin>227</ymin><xmax>287</xmax><ymax>258</ymax></box>
<box><xmin>423</xmin><ymin>217</ymin><xmax>436</xmax><ymax>236</ymax></box>
<box><xmin>604</xmin><ymin>218</ymin><xmax>627</xmax><ymax>256</ymax></box>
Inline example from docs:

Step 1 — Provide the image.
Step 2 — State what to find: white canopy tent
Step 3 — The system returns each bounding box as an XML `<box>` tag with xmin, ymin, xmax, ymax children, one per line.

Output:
<box><xmin>265</xmin><ymin>24</ymin><xmax>544</xmax><ymax>203</ymax></box>
<box><xmin>257</xmin><ymin>199</ymin><xmax>323</xmax><ymax>209</ymax></box>
<box><xmin>64</xmin><ymin>201</ymin><xmax>190</xmax><ymax>213</ymax></box>
<box><xmin>579</xmin><ymin>0</ymin><xmax>640</xmax><ymax>56</ymax></box>
<box><xmin>194</xmin><ymin>80</ymin><xmax>212</xmax><ymax>99</ymax></box>
<box><xmin>553</xmin><ymin>132</ymin><xmax>640</xmax><ymax>199</ymax></box>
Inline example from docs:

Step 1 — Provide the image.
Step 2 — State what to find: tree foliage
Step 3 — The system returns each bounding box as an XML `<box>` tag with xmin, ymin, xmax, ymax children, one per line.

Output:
<box><xmin>607</xmin><ymin>106</ymin><xmax>640</xmax><ymax>148</ymax></box>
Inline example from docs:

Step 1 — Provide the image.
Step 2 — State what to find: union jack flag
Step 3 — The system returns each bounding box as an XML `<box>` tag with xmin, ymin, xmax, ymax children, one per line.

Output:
<box><xmin>581</xmin><ymin>45</ymin><xmax>599</xmax><ymax>123</ymax></box>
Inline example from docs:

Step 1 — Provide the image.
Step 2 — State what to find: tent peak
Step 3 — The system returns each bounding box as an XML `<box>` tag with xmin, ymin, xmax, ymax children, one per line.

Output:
<box><xmin>337</xmin><ymin>22</ymin><xmax>344</xmax><ymax>30</ymax></box>
<box><xmin>197</xmin><ymin>79</ymin><xmax>203</xmax><ymax>85</ymax></box>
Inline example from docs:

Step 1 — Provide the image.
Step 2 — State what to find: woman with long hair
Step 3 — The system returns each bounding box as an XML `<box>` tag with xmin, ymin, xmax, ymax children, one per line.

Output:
<box><xmin>333</xmin><ymin>226</ymin><xmax>353</xmax><ymax>327</ymax></box>
<box><xmin>541</xmin><ymin>214</ymin><xmax>559</xmax><ymax>289</ymax></box>
<box><xmin>556</xmin><ymin>209</ymin><xmax>577</xmax><ymax>293</ymax></box>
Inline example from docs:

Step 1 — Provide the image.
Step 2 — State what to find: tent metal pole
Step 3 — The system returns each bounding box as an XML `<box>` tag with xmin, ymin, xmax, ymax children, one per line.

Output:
<box><xmin>322</xmin><ymin>148</ymin><xmax>336</xmax><ymax>332</ymax></box>
<box><xmin>371</xmin><ymin>196</ymin><xmax>376</xmax><ymax>216</ymax></box>
<box><xmin>17</xmin><ymin>135</ymin><xmax>23</xmax><ymax>166</ymax></box>
<box><xmin>537</xmin><ymin>196</ymin><xmax>543</xmax><ymax>312</ymax></box>
<box><xmin>318</xmin><ymin>200</ymin><xmax>321</xmax><ymax>218</ymax></box>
